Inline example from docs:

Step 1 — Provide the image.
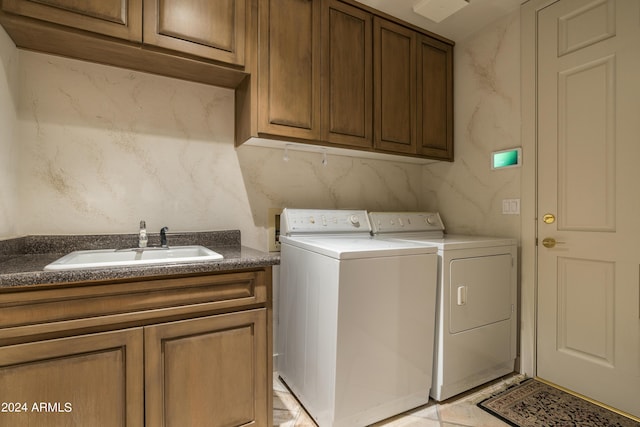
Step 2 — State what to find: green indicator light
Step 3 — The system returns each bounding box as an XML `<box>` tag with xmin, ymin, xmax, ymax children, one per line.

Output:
<box><xmin>492</xmin><ymin>148</ymin><xmax>521</xmax><ymax>169</ymax></box>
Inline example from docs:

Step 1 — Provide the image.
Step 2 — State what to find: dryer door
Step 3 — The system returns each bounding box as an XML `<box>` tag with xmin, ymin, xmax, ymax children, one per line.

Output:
<box><xmin>449</xmin><ymin>254</ymin><xmax>513</xmax><ymax>334</ymax></box>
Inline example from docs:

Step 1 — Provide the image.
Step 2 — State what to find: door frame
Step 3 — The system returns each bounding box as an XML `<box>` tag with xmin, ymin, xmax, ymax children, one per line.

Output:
<box><xmin>520</xmin><ymin>0</ymin><xmax>559</xmax><ymax>377</ymax></box>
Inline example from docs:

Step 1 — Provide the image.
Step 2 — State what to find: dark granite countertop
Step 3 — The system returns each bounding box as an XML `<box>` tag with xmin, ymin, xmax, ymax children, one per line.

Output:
<box><xmin>0</xmin><ymin>230</ymin><xmax>280</xmax><ymax>288</ymax></box>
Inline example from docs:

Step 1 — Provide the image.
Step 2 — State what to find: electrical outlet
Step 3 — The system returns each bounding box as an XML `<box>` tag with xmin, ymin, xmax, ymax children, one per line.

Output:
<box><xmin>268</xmin><ymin>208</ymin><xmax>283</xmax><ymax>252</ymax></box>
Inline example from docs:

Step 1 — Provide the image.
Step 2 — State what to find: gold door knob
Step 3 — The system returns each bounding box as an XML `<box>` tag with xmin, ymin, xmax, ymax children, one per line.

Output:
<box><xmin>542</xmin><ymin>237</ymin><xmax>565</xmax><ymax>248</ymax></box>
<box><xmin>543</xmin><ymin>214</ymin><xmax>555</xmax><ymax>224</ymax></box>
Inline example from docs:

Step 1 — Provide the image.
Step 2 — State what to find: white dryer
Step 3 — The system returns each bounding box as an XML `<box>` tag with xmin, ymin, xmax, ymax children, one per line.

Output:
<box><xmin>369</xmin><ymin>212</ymin><xmax>518</xmax><ymax>401</ymax></box>
<box><xmin>278</xmin><ymin>209</ymin><xmax>438</xmax><ymax>427</ymax></box>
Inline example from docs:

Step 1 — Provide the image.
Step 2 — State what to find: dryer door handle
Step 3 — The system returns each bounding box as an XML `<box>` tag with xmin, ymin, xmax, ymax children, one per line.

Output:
<box><xmin>457</xmin><ymin>285</ymin><xmax>467</xmax><ymax>306</ymax></box>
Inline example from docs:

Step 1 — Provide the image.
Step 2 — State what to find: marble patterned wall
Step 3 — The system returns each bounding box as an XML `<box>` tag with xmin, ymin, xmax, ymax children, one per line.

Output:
<box><xmin>13</xmin><ymin>51</ymin><xmax>422</xmax><ymax>250</ymax></box>
<box><xmin>0</xmin><ymin>26</ymin><xmax>18</xmax><ymax>238</ymax></box>
<box><xmin>4</xmin><ymin>11</ymin><xmax>520</xmax><ymax>248</ymax></box>
<box><xmin>422</xmin><ymin>11</ymin><xmax>521</xmax><ymax>239</ymax></box>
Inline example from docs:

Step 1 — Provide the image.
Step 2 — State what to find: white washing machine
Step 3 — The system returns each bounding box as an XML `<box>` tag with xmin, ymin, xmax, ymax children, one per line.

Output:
<box><xmin>369</xmin><ymin>212</ymin><xmax>518</xmax><ymax>401</ymax></box>
<box><xmin>278</xmin><ymin>209</ymin><xmax>438</xmax><ymax>427</ymax></box>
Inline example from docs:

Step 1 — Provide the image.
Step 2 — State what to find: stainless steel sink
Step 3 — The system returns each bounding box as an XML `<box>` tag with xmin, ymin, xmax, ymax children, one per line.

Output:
<box><xmin>44</xmin><ymin>246</ymin><xmax>224</xmax><ymax>270</ymax></box>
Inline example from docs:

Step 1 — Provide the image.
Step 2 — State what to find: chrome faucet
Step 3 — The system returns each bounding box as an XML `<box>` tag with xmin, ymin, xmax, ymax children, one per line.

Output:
<box><xmin>160</xmin><ymin>226</ymin><xmax>169</xmax><ymax>248</ymax></box>
<box><xmin>139</xmin><ymin>220</ymin><xmax>148</xmax><ymax>248</ymax></box>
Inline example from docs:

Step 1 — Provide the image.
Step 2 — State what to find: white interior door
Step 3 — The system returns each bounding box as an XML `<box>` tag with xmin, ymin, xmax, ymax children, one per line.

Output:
<box><xmin>537</xmin><ymin>0</ymin><xmax>640</xmax><ymax>418</ymax></box>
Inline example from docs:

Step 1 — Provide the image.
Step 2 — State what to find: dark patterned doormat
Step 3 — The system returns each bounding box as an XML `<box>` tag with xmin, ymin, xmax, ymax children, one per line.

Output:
<box><xmin>478</xmin><ymin>379</ymin><xmax>639</xmax><ymax>427</ymax></box>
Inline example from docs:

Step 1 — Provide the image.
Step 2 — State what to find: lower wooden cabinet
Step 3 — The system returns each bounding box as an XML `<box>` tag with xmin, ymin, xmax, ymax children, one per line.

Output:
<box><xmin>0</xmin><ymin>309</ymin><xmax>268</xmax><ymax>426</ymax></box>
<box><xmin>0</xmin><ymin>269</ymin><xmax>273</xmax><ymax>426</ymax></box>
<box><xmin>146</xmin><ymin>309</ymin><xmax>268</xmax><ymax>427</ymax></box>
<box><xmin>0</xmin><ymin>328</ymin><xmax>145</xmax><ymax>426</ymax></box>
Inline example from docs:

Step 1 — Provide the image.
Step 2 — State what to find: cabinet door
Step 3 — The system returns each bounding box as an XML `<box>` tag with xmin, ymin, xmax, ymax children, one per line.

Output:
<box><xmin>1</xmin><ymin>0</ymin><xmax>142</xmax><ymax>41</ymax></box>
<box><xmin>374</xmin><ymin>17</ymin><xmax>416</xmax><ymax>154</ymax></box>
<box><xmin>0</xmin><ymin>329</ymin><xmax>144</xmax><ymax>427</ymax></box>
<box><xmin>145</xmin><ymin>309</ymin><xmax>268</xmax><ymax>427</ymax></box>
<box><xmin>321</xmin><ymin>0</ymin><xmax>372</xmax><ymax>148</ymax></box>
<box><xmin>417</xmin><ymin>35</ymin><xmax>453</xmax><ymax>160</ymax></box>
<box><xmin>258</xmin><ymin>0</ymin><xmax>321</xmax><ymax>140</ymax></box>
<box><xmin>143</xmin><ymin>0</ymin><xmax>245</xmax><ymax>66</ymax></box>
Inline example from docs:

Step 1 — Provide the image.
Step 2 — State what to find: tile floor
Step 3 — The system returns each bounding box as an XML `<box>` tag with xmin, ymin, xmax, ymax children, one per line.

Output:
<box><xmin>273</xmin><ymin>373</ymin><xmax>526</xmax><ymax>427</ymax></box>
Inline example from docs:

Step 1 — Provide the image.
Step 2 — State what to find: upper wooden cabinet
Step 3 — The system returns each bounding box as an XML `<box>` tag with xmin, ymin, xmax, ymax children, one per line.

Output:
<box><xmin>256</xmin><ymin>0</ymin><xmax>321</xmax><ymax>141</ymax></box>
<box><xmin>1</xmin><ymin>0</ymin><xmax>245</xmax><ymax>66</ymax></box>
<box><xmin>374</xmin><ymin>17</ymin><xmax>416</xmax><ymax>154</ymax></box>
<box><xmin>258</xmin><ymin>0</ymin><xmax>376</xmax><ymax>148</ymax></box>
<box><xmin>417</xmin><ymin>34</ymin><xmax>453</xmax><ymax>160</ymax></box>
<box><xmin>237</xmin><ymin>0</ymin><xmax>454</xmax><ymax>162</ymax></box>
<box><xmin>322</xmin><ymin>0</ymin><xmax>372</xmax><ymax>148</ymax></box>
<box><xmin>144</xmin><ymin>0</ymin><xmax>245</xmax><ymax>65</ymax></box>
<box><xmin>373</xmin><ymin>18</ymin><xmax>454</xmax><ymax>160</ymax></box>
<box><xmin>1</xmin><ymin>0</ymin><xmax>142</xmax><ymax>41</ymax></box>
<box><xmin>245</xmin><ymin>0</ymin><xmax>377</xmax><ymax>149</ymax></box>
<box><xmin>0</xmin><ymin>0</ymin><xmax>247</xmax><ymax>88</ymax></box>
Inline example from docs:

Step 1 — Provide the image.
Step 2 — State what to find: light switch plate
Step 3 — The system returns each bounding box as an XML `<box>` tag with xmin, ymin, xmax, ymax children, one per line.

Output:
<box><xmin>502</xmin><ymin>199</ymin><xmax>520</xmax><ymax>215</ymax></box>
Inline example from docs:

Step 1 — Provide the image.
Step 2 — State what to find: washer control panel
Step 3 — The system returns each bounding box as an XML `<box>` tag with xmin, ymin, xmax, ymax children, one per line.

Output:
<box><xmin>281</xmin><ymin>209</ymin><xmax>372</xmax><ymax>234</ymax></box>
<box><xmin>369</xmin><ymin>212</ymin><xmax>445</xmax><ymax>234</ymax></box>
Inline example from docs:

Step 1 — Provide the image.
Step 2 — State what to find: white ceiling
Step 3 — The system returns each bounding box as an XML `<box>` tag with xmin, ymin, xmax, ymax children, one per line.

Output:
<box><xmin>355</xmin><ymin>0</ymin><xmax>525</xmax><ymax>42</ymax></box>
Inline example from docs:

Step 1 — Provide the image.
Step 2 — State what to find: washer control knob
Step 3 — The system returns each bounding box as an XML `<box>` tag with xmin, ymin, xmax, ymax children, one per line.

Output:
<box><xmin>349</xmin><ymin>214</ymin><xmax>360</xmax><ymax>225</ymax></box>
<box><xmin>426</xmin><ymin>215</ymin><xmax>437</xmax><ymax>225</ymax></box>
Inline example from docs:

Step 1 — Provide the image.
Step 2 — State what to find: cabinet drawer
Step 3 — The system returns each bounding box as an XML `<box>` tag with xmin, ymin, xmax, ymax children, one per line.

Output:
<box><xmin>2</xmin><ymin>0</ymin><xmax>142</xmax><ymax>41</ymax></box>
<box><xmin>0</xmin><ymin>270</ymin><xmax>268</xmax><ymax>339</ymax></box>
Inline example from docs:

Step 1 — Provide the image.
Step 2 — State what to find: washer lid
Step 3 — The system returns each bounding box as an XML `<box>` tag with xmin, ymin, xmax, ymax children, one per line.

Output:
<box><xmin>280</xmin><ymin>235</ymin><xmax>437</xmax><ymax>259</ymax></box>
